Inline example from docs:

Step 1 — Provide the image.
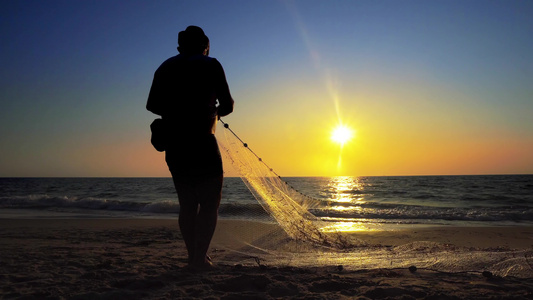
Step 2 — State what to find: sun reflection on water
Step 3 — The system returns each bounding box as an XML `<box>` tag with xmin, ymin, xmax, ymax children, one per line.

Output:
<box><xmin>326</xmin><ymin>176</ymin><xmax>366</xmax><ymax>204</ymax></box>
<box><xmin>320</xmin><ymin>220</ymin><xmax>381</xmax><ymax>232</ymax></box>
<box><xmin>320</xmin><ymin>176</ymin><xmax>380</xmax><ymax>232</ymax></box>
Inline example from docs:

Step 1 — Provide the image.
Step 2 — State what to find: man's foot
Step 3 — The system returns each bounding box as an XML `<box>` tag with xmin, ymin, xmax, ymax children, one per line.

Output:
<box><xmin>188</xmin><ymin>256</ymin><xmax>217</xmax><ymax>272</ymax></box>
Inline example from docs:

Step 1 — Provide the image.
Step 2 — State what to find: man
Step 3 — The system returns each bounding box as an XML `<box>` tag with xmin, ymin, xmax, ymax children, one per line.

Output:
<box><xmin>147</xmin><ymin>26</ymin><xmax>234</xmax><ymax>270</ymax></box>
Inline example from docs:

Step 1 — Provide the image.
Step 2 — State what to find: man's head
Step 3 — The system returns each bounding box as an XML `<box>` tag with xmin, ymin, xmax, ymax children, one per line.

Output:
<box><xmin>178</xmin><ymin>26</ymin><xmax>209</xmax><ymax>55</ymax></box>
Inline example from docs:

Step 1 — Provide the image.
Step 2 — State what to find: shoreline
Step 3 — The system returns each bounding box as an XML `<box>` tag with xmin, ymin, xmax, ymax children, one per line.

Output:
<box><xmin>2</xmin><ymin>208</ymin><xmax>532</xmax><ymax>228</ymax></box>
<box><xmin>1</xmin><ymin>218</ymin><xmax>532</xmax><ymax>249</ymax></box>
<box><xmin>1</xmin><ymin>218</ymin><xmax>532</xmax><ymax>299</ymax></box>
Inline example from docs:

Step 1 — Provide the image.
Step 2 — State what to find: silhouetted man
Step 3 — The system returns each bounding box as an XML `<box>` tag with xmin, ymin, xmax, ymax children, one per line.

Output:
<box><xmin>147</xmin><ymin>25</ymin><xmax>234</xmax><ymax>270</ymax></box>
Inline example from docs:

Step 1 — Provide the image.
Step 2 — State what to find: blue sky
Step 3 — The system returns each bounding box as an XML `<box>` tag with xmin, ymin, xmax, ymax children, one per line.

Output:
<box><xmin>1</xmin><ymin>0</ymin><xmax>532</xmax><ymax>177</ymax></box>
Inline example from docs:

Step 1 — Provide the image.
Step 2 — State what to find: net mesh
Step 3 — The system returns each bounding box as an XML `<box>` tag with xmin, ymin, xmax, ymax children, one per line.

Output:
<box><xmin>217</xmin><ymin>121</ymin><xmax>353</xmax><ymax>249</ymax></box>
<box><xmin>214</xmin><ymin>121</ymin><xmax>533</xmax><ymax>278</ymax></box>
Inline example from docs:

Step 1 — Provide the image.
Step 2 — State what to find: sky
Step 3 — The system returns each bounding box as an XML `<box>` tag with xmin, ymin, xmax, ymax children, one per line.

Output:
<box><xmin>1</xmin><ymin>0</ymin><xmax>532</xmax><ymax>177</ymax></box>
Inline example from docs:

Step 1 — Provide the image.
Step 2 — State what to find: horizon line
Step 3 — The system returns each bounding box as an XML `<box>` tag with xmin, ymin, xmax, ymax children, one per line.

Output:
<box><xmin>1</xmin><ymin>173</ymin><xmax>532</xmax><ymax>179</ymax></box>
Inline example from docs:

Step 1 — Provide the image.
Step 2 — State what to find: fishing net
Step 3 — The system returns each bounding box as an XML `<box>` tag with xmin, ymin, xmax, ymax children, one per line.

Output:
<box><xmin>216</xmin><ymin>120</ymin><xmax>353</xmax><ymax>249</ymax></box>
<box><xmin>214</xmin><ymin>120</ymin><xmax>533</xmax><ymax>278</ymax></box>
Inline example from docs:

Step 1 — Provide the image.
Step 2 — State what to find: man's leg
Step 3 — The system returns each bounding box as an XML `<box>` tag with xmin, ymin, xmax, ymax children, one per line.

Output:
<box><xmin>172</xmin><ymin>176</ymin><xmax>198</xmax><ymax>264</ymax></box>
<box><xmin>191</xmin><ymin>175</ymin><xmax>223</xmax><ymax>267</ymax></box>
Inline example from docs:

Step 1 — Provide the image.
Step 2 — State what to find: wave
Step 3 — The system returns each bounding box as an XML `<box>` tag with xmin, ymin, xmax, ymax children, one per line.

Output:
<box><xmin>0</xmin><ymin>195</ymin><xmax>268</xmax><ymax>218</ymax></box>
<box><xmin>310</xmin><ymin>203</ymin><xmax>533</xmax><ymax>223</ymax></box>
<box><xmin>1</xmin><ymin>194</ymin><xmax>532</xmax><ymax>223</ymax></box>
<box><xmin>0</xmin><ymin>195</ymin><xmax>151</xmax><ymax>211</ymax></box>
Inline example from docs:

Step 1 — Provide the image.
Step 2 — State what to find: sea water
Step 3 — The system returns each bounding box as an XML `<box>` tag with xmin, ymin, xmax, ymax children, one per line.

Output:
<box><xmin>0</xmin><ymin>175</ymin><xmax>532</xmax><ymax>228</ymax></box>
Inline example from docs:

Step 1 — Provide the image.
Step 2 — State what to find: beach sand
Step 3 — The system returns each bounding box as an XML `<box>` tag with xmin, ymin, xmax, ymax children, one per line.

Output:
<box><xmin>1</xmin><ymin>219</ymin><xmax>532</xmax><ymax>299</ymax></box>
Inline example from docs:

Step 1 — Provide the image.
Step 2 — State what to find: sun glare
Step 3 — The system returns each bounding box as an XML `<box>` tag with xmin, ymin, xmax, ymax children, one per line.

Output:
<box><xmin>331</xmin><ymin>125</ymin><xmax>353</xmax><ymax>146</ymax></box>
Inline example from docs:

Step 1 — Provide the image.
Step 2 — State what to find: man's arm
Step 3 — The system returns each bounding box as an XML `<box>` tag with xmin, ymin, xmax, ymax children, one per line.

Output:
<box><xmin>213</xmin><ymin>59</ymin><xmax>234</xmax><ymax>117</ymax></box>
<box><xmin>146</xmin><ymin>69</ymin><xmax>165</xmax><ymax>116</ymax></box>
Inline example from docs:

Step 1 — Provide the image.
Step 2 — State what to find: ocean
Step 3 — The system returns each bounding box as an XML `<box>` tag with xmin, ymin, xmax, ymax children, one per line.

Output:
<box><xmin>0</xmin><ymin>175</ymin><xmax>532</xmax><ymax>229</ymax></box>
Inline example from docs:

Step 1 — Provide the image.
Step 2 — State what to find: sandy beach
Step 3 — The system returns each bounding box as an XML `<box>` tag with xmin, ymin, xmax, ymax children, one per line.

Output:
<box><xmin>1</xmin><ymin>218</ymin><xmax>532</xmax><ymax>299</ymax></box>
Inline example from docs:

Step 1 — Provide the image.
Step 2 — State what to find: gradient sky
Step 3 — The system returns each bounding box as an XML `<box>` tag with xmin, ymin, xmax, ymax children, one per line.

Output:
<box><xmin>1</xmin><ymin>0</ymin><xmax>532</xmax><ymax>177</ymax></box>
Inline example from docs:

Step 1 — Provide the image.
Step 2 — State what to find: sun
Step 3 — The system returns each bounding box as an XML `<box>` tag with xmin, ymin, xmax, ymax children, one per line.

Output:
<box><xmin>331</xmin><ymin>125</ymin><xmax>354</xmax><ymax>146</ymax></box>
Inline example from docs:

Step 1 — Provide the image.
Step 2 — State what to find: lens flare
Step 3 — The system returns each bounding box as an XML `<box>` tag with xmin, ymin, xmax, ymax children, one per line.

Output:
<box><xmin>331</xmin><ymin>125</ymin><xmax>353</xmax><ymax>146</ymax></box>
